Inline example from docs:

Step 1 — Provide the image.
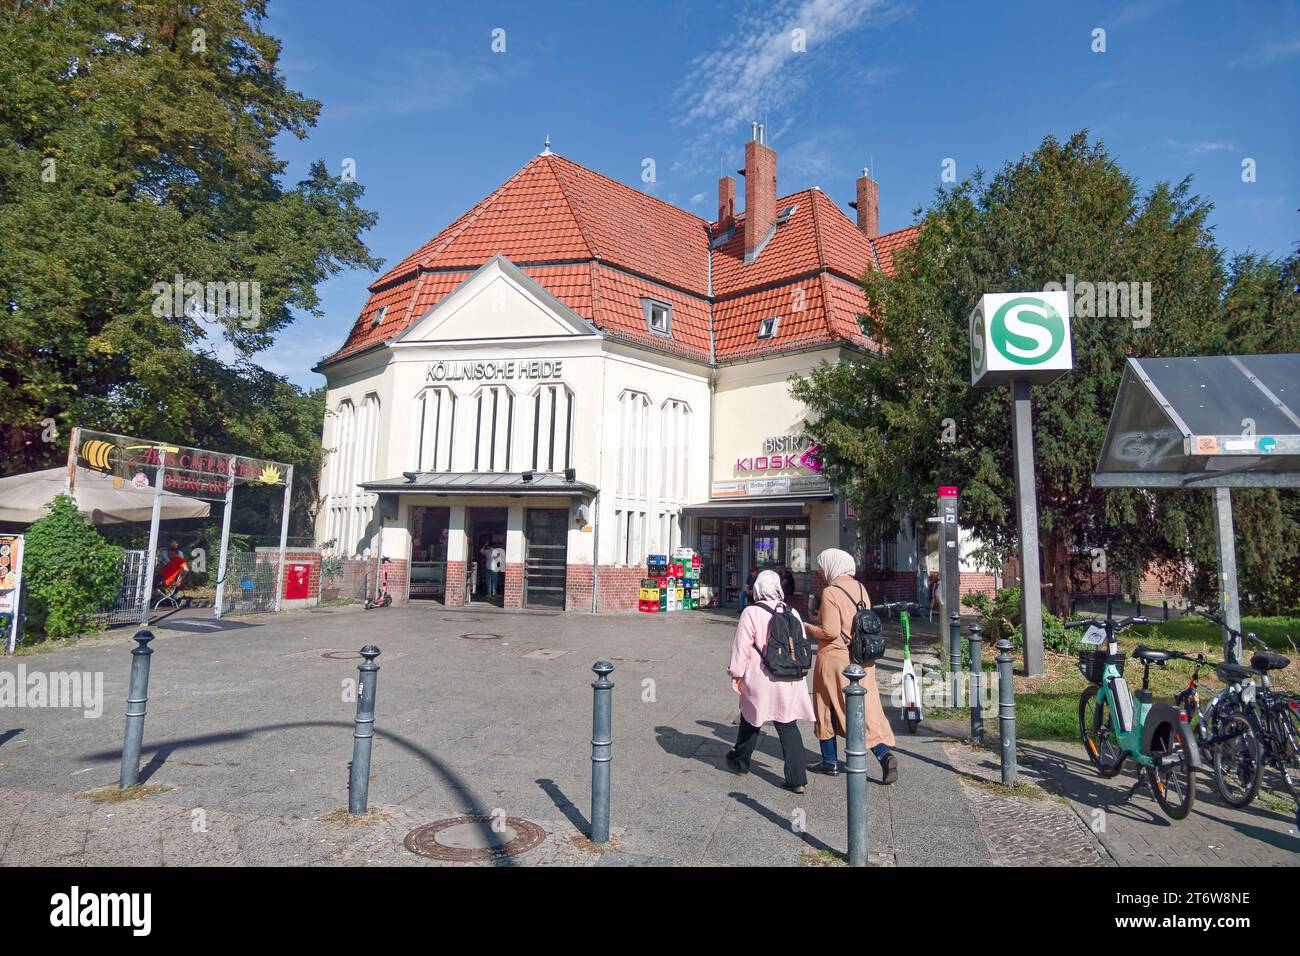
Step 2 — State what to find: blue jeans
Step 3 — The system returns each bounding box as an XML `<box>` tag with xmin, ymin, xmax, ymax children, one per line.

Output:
<box><xmin>820</xmin><ymin>739</ymin><xmax>892</xmax><ymax>766</ymax></box>
<box><xmin>485</xmin><ymin>569</ymin><xmax>500</xmax><ymax>596</ymax></box>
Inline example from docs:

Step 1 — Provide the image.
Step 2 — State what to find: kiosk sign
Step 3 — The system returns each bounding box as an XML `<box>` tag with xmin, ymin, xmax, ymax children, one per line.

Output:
<box><xmin>970</xmin><ymin>291</ymin><xmax>1073</xmax><ymax>387</ymax></box>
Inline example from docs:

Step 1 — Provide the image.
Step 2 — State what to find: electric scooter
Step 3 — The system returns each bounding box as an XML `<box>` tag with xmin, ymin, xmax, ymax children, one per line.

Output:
<box><xmin>364</xmin><ymin>557</ymin><xmax>392</xmax><ymax>610</ymax></box>
<box><xmin>877</xmin><ymin>601</ymin><xmax>925</xmax><ymax>733</ymax></box>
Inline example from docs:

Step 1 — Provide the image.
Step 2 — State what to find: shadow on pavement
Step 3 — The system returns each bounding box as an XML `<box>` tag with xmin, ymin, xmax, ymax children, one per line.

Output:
<box><xmin>81</xmin><ymin>719</ymin><xmax>513</xmax><ymax>866</ymax></box>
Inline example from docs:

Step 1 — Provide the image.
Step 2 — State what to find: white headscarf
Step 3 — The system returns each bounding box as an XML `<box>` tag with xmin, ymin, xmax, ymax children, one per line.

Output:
<box><xmin>817</xmin><ymin>548</ymin><xmax>855</xmax><ymax>583</ymax></box>
<box><xmin>752</xmin><ymin>569</ymin><xmax>784</xmax><ymax>603</ymax></box>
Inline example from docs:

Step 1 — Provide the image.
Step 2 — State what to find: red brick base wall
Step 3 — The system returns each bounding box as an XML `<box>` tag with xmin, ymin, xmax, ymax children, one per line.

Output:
<box><xmin>445</xmin><ymin>560</ymin><xmax>465</xmax><ymax>607</ymax></box>
<box><xmin>959</xmin><ymin>572</ymin><xmax>998</xmax><ymax>599</ymax></box>
<box><xmin>504</xmin><ymin>563</ymin><xmax>524</xmax><ymax>609</ymax></box>
<box><xmin>593</xmin><ymin>564</ymin><xmax>647</xmax><ymax>613</ymax></box>
<box><xmin>384</xmin><ymin>559</ymin><xmax>410</xmax><ymax>606</ymax></box>
<box><xmin>566</xmin><ymin>564</ymin><xmax>594</xmax><ymax>612</ymax></box>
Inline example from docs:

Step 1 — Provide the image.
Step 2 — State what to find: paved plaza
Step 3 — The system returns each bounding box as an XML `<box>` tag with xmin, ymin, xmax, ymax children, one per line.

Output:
<box><xmin>0</xmin><ymin>605</ymin><xmax>1294</xmax><ymax>866</ymax></box>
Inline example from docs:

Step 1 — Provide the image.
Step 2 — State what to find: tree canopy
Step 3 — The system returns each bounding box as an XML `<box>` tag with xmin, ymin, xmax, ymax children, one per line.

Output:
<box><xmin>0</xmin><ymin>0</ymin><xmax>380</xmax><ymax>536</ymax></box>
<box><xmin>793</xmin><ymin>131</ymin><xmax>1299</xmax><ymax>615</ymax></box>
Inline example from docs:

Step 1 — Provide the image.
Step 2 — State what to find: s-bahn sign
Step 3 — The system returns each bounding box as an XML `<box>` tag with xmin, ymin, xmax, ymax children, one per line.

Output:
<box><xmin>970</xmin><ymin>290</ymin><xmax>1073</xmax><ymax>387</ymax></box>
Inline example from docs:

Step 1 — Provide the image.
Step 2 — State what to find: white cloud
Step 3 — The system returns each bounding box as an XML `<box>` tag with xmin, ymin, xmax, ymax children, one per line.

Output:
<box><xmin>689</xmin><ymin>192</ymin><xmax>707</xmax><ymax>204</ymax></box>
<box><xmin>673</xmin><ymin>0</ymin><xmax>907</xmax><ymax>163</ymax></box>
<box><xmin>1229</xmin><ymin>37</ymin><xmax>1300</xmax><ymax>69</ymax></box>
<box><xmin>1167</xmin><ymin>138</ymin><xmax>1238</xmax><ymax>155</ymax></box>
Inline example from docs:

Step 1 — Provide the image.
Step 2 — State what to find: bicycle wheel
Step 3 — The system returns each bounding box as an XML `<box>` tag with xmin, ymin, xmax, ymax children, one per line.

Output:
<box><xmin>1079</xmin><ymin>685</ymin><xmax>1124</xmax><ymax>776</ymax></box>
<box><xmin>1277</xmin><ymin>703</ymin><xmax>1300</xmax><ymax>800</ymax></box>
<box><xmin>1212</xmin><ymin>712</ymin><xmax>1261</xmax><ymax>808</ymax></box>
<box><xmin>1147</xmin><ymin>719</ymin><xmax>1197</xmax><ymax>820</ymax></box>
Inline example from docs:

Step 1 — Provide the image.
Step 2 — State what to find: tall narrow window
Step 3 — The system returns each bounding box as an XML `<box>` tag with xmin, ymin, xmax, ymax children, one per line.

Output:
<box><xmin>530</xmin><ymin>383</ymin><xmax>575</xmax><ymax>473</ymax></box>
<box><xmin>472</xmin><ymin>385</ymin><xmax>514</xmax><ymax>473</ymax></box>
<box><xmin>412</xmin><ymin>387</ymin><xmax>455</xmax><ymax>472</ymax></box>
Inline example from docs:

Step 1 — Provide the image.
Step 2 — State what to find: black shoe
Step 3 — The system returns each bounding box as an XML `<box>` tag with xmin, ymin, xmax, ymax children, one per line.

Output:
<box><xmin>809</xmin><ymin>760</ymin><xmax>839</xmax><ymax>776</ymax></box>
<box><xmin>880</xmin><ymin>752</ymin><xmax>899</xmax><ymax>785</ymax></box>
<box><xmin>788</xmin><ymin>784</ymin><xmax>806</xmax><ymax>794</ymax></box>
<box><xmin>724</xmin><ymin>753</ymin><xmax>748</xmax><ymax>776</ymax></box>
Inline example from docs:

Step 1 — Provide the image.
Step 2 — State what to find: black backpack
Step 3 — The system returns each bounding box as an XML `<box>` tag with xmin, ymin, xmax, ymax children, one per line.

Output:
<box><xmin>753</xmin><ymin>601</ymin><xmax>814</xmax><ymax>679</ymax></box>
<box><xmin>833</xmin><ymin>583</ymin><xmax>886</xmax><ymax>664</ymax></box>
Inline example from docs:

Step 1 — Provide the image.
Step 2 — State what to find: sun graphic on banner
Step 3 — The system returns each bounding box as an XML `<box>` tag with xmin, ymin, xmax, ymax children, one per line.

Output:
<box><xmin>257</xmin><ymin>465</ymin><xmax>283</xmax><ymax>485</ymax></box>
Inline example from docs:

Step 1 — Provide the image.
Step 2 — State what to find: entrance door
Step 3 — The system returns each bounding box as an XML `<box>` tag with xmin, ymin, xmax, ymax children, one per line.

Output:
<box><xmin>524</xmin><ymin>508</ymin><xmax>568</xmax><ymax>609</ymax></box>
<box><xmin>409</xmin><ymin>506</ymin><xmax>449</xmax><ymax>603</ymax></box>
<box><xmin>467</xmin><ymin>507</ymin><xmax>507</xmax><ymax>607</ymax></box>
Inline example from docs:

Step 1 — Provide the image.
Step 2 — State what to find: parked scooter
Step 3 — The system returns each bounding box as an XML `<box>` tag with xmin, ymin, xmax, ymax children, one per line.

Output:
<box><xmin>877</xmin><ymin>601</ymin><xmax>925</xmax><ymax>733</ymax></box>
<box><xmin>364</xmin><ymin>557</ymin><xmax>393</xmax><ymax>610</ymax></box>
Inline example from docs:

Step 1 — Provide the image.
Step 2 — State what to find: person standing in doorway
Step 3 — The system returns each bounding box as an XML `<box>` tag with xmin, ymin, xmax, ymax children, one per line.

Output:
<box><xmin>487</xmin><ymin>541</ymin><xmax>505</xmax><ymax>599</ymax></box>
<box><xmin>803</xmin><ymin>548</ymin><xmax>898</xmax><ymax>784</ymax></box>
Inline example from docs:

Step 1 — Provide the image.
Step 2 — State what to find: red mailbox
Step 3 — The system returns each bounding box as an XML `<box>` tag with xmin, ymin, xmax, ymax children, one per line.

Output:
<box><xmin>284</xmin><ymin>562</ymin><xmax>310</xmax><ymax>600</ymax></box>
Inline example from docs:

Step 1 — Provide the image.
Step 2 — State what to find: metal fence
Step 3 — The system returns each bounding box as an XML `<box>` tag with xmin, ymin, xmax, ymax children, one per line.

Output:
<box><xmin>99</xmin><ymin>549</ymin><xmax>149</xmax><ymax>627</ymax></box>
<box><xmin>220</xmin><ymin>550</ymin><xmax>281</xmax><ymax>616</ymax></box>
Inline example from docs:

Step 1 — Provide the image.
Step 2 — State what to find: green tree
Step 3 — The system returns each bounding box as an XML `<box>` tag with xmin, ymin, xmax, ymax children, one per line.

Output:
<box><xmin>22</xmin><ymin>494</ymin><xmax>124</xmax><ymax>639</ymax></box>
<box><xmin>794</xmin><ymin>131</ymin><xmax>1299</xmax><ymax>617</ymax></box>
<box><xmin>0</xmin><ymin>1</ymin><xmax>378</xmax><ymax>527</ymax></box>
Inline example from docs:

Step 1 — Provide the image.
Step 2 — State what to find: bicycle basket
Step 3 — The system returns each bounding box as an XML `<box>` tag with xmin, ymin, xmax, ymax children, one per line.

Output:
<box><xmin>1078</xmin><ymin>649</ymin><xmax>1125</xmax><ymax>684</ymax></box>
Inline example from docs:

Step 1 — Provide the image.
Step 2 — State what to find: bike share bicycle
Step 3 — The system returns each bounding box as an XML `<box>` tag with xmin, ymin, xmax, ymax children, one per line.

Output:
<box><xmin>1072</xmin><ymin>611</ymin><xmax>1201</xmax><ymax>820</ymax></box>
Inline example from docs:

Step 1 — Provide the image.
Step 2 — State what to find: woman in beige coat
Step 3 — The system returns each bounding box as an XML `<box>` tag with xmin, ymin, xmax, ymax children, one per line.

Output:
<box><xmin>803</xmin><ymin>548</ymin><xmax>898</xmax><ymax>784</ymax></box>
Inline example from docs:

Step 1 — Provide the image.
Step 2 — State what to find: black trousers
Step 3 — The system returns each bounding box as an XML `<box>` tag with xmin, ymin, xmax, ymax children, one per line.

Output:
<box><xmin>728</xmin><ymin>718</ymin><xmax>808</xmax><ymax>788</ymax></box>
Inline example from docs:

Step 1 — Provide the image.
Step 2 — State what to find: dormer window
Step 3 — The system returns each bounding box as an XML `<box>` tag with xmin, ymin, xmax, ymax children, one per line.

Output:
<box><xmin>370</xmin><ymin>305</ymin><xmax>387</xmax><ymax>329</ymax></box>
<box><xmin>642</xmin><ymin>298</ymin><xmax>672</xmax><ymax>337</ymax></box>
<box><xmin>758</xmin><ymin>316</ymin><xmax>779</xmax><ymax>339</ymax></box>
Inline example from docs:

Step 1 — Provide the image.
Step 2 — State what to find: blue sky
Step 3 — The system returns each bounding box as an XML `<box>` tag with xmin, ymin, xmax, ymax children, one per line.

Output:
<box><xmin>259</xmin><ymin>0</ymin><xmax>1300</xmax><ymax>389</ymax></box>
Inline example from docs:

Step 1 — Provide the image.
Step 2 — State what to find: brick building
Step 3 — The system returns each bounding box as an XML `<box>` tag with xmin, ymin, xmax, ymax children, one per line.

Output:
<box><xmin>314</xmin><ymin>127</ymin><xmax>931</xmax><ymax>611</ymax></box>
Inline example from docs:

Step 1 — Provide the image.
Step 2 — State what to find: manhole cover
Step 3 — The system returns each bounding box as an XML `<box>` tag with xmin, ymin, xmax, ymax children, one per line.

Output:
<box><xmin>404</xmin><ymin>816</ymin><xmax>546</xmax><ymax>861</ymax></box>
<box><xmin>522</xmin><ymin>648</ymin><xmax>568</xmax><ymax>660</ymax></box>
<box><xmin>459</xmin><ymin>632</ymin><xmax>502</xmax><ymax>641</ymax></box>
<box><xmin>322</xmin><ymin>650</ymin><xmax>363</xmax><ymax>660</ymax></box>
<box><xmin>443</xmin><ymin>616</ymin><xmax>481</xmax><ymax>623</ymax></box>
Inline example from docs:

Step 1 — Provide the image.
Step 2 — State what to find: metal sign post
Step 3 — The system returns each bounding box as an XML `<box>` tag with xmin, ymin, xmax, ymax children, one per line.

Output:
<box><xmin>139</xmin><ymin>452</ymin><xmax>167</xmax><ymax>626</ymax></box>
<box><xmin>1212</xmin><ymin>487</ymin><xmax>1243</xmax><ymax>663</ymax></box>
<box><xmin>214</xmin><ymin>454</ymin><xmax>237</xmax><ymax>619</ymax></box>
<box><xmin>273</xmin><ymin>464</ymin><xmax>294</xmax><ymax>612</ymax></box>
<box><xmin>970</xmin><ymin>291</ymin><xmax>1074</xmax><ymax>678</ymax></box>
<box><xmin>1010</xmin><ymin>380</ymin><xmax>1045</xmax><ymax>676</ymax></box>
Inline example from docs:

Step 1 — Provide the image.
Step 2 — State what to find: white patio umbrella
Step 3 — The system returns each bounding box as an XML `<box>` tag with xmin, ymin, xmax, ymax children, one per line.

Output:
<box><xmin>0</xmin><ymin>466</ymin><xmax>211</xmax><ymax>525</ymax></box>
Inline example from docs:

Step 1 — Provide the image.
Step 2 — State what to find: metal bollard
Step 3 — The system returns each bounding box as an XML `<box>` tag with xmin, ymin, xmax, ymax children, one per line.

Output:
<box><xmin>119</xmin><ymin>629</ymin><xmax>156</xmax><ymax>789</ymax></box>
<box><xmin>995</xmin><ymin>638</ymin><xmax>1017</xmax><ymax>786</ymax></box>
<box><xmin>590</xmin><ymin>660</ymin><xmax>614</xmax><ymax>843</ymax></box>
<box><xmin>968</xmin><ymin>622</ymin><xmax>984</xmax><ymax>741</ymax></box>
<box><xmin>348</xmin><ymin>644</ymin><xmax>381</xmax><ymax>814</ymax></box>
<box><xmin>948</xmin><ymin>612</ymin><xmax>961</xmax><ymax>708</ymax></box>
<box><xmin>843</xmin><ymin>664</ymin><xmax>869</xmax><ymax>867</ymax></box>
<box><xmin>1163</xmin><ymin>600</ymin><xmax>1169</xmax><ymax>622</ymax></box>
<box><xmin>1134</xmin><ymin>598</ymin><xmax>1141</xmax><ymax>619</ymax></box>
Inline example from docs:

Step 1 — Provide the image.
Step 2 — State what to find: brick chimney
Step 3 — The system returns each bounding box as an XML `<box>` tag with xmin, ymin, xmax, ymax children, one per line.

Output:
<box><xmin>742</xmin><ymin>123</ymin><xmax>777</xmax><ymax>263</ymax></box>
<box><xmin>717</xmin><ymin>175</ymin><xmax>736</xmax><ymax>233</ymax></box>
<box><xmin>852</xmin><ymin>167</ymin><xmax>879</xmax><ymax>239</ymax></box>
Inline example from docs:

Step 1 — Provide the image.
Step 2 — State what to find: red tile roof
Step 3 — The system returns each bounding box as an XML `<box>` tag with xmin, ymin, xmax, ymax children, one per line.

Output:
<box><xmin>319</xmin><ymin>151</ymin><xmax>916</xmax><ymax>369</ymax></box>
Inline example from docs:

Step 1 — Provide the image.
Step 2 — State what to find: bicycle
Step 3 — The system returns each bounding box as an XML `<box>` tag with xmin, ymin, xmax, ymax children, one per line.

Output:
<box><xmin>1164</xmin><ymin>638</ymin><xmax>1260</xmax><ymax>807</ymax></box>
<box><xmin>1196</xmin><ymin>608</ymin><xmax>1299</xmax><ymax>803</ymax></box>
<box><xmin>877</xmin><ymin>601</ymin><xmax>924</xmax><ymax>733</ymax></box>
<box><xmin>1072</xmin><ymin>612</ymin><xmax>1201</xmax><ymax>820</ymax></box>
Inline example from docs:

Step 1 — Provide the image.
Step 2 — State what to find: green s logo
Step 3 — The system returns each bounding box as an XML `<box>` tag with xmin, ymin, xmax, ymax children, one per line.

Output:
<box><xmin>990</xmin><ymin>296</ymin><xmax>1065</xmax><ymax>365</ymax></box>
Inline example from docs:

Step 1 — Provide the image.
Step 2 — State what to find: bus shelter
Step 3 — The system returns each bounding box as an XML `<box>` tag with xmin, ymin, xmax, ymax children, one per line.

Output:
<box><xmin>66</xmin><ymin>428</ymin><xmax>294</xmax><ymax>623</ymax></box>
<box><xmin>1092</xmin><ymin>354</ymin><xmax>1300</xmax><ymax>661</ymax></box>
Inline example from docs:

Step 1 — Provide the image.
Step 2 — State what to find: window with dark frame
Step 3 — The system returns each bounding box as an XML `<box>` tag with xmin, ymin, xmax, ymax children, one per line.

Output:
<box><xmin>370</xmin><ymin>305</ymin><xmax>387</xmax><ymax>328</ymax></box>
<box><xmin>641</xmin><ymin>298</ymin><xmax>672</xmax><ymax>337</ymax></box>
<box><xmin>757</xmin><ymin>315</ymin><xmax>779</xmax><ymax>339</ymax></box>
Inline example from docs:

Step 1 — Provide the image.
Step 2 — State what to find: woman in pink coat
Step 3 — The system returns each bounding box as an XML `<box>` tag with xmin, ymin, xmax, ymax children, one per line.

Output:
<box><xmin>724</xmin><ymin>570</ymin><xmax>815</xmax><ymax>792</ymax></box>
